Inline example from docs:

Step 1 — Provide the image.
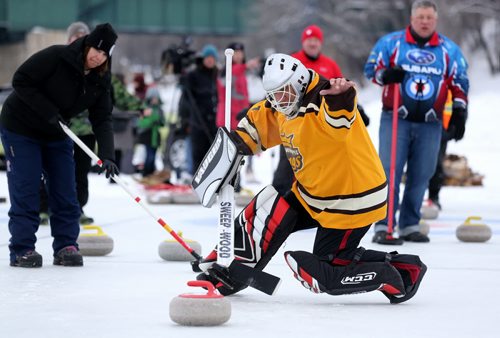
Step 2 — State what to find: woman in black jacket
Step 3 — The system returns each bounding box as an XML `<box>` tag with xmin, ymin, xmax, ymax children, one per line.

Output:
<box><xmin>0</xmin><ymin>23</ymin><xmax>119</xmax><ymax>268</ymax></box>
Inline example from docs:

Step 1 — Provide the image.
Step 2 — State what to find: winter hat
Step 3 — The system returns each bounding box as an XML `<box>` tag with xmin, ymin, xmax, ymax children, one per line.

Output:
<box><xmin>227</xmin><ymin>42</ymin><xmax>244</xmax><ymax>51</ymax></box>
<box><xmin>201</xmin><ymin>44</ymin><xmax>218</xmax><ymax>60</ymax></box>
<box><xmin>86</xmin><ymin>23</ymin><xmax>118</xmax><ymax>56</ymax></box>
<box><xmin>302</xmin><ymin>25</ymin><xmax>323</xmax><ymax>43</ymax></box>
<box><xmin>67</xmin><ymin>22</ymin><xmax>90</xmax><ymax>41</ymax></box>
<box><xmin>146</xmin><ymin>86</ymin><xmax>162</xmax><ymax>102</ymax></box>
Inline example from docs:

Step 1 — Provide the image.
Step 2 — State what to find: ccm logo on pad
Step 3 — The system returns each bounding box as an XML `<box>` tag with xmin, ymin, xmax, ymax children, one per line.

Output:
<box><xmin>341</xmin><ymin>272</ymin><xmax>377</xmax><ymax>284</ymax></box>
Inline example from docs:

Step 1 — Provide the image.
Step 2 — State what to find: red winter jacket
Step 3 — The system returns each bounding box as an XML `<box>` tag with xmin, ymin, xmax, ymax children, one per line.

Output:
<box><xmin>216</xmin><ymin>63</ymin><xmax>249</xmax><ymax>130</ymax></box>
<box><xmin>292</xmin><ymin>50</ymin><xmax>343</xmax><ymax>79</ymax></box>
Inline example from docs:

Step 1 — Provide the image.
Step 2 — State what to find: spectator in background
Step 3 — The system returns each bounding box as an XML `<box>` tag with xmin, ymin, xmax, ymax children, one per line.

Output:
<box><xmin>364</xmin><ymin>0</ymin><xmax>469</xmax><ymax>243</ymax></box>
<box><xmin>427</xmin><ymin>90</ymin><xmax>462</xmax><ymax>211</ymax></box>
<box><xmin>110</xmin><ymin>73</ymin><xmax>146</xmax><ymax>177</ymax></box>
<box><xmin>272</xmin><ymin>25</ymin><xmax>344</xmax><ymax>196</ymax></box>
<box><xmin>178</xmin><ymin>44</ymin><xmax>219</xmax><ymax>176</ymax></box>
<box><xmin>136</xmin><ymin>87</ymin><xmax>164</xmax><ymax>177</ymax></box>
<box><xmin>0</xmin><ymin>23</ymin><xmax>119</xmax><ymax>267</ymax></box>
<box><xmin>132</xmin><ymin>73</ymin><xmax>147</xmax><ymax>101</ymax></box>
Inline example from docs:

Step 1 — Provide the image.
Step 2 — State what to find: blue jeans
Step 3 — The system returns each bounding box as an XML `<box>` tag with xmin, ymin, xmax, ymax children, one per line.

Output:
<box><xmin>0</xmin><ymin>128</ymin><xmax>80</xmax><ymax>261</ymax></box>
<box><xmin>374</xmin><ymin>111</ymin><xmax>442</xmax><ymax>236</ymax></box>
<box><xmin>142</xmin><ymin>145</ymin><xmax>157</xmax><ymax>177</ymax></box>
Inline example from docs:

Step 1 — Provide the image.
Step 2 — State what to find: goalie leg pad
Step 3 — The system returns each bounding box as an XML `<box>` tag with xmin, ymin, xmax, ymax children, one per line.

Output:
<box><xmin>330</xmin><ymin>249</ymin><xmax>427</xmax><ymax>303</ymax></box>
<box><xmin>236</xmin><ymin>185</ymin><xmax>297</xmax><ymax>269</ymax></box>
<box><xmin>386</xmin><ymin>253</ymin><xmax>427</xmax><ymax>304</ymax></box>
<box><xmin>284</xmin><ymin>250</ymin><xmax>405</xmax><ymax>296</ymax></box>
<box><xmin>192</xmin><ymin>127</ymin><xmax>244</xmax><ymax>207</ymax></box>
<box><xmin>197</xmin><ymin>185</ymin><xmax>297</xmax><ymax>295</ymax></box>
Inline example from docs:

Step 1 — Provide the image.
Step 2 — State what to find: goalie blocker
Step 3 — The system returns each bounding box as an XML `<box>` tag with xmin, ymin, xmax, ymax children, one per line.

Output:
<box><xmin>192</xmin><ymin>127</ymin><xmax>245</xmax><ymax>207</ymax></box>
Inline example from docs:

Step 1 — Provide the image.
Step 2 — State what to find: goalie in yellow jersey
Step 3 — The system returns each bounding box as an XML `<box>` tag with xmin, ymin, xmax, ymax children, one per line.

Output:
<box><xmin>195</xmin><ymin>53</ymin><xmax>427</xmax><ymax>303</ymax></box>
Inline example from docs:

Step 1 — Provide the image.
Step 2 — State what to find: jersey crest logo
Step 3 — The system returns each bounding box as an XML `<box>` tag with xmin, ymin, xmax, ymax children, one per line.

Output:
<box><xmin>406</xmin><ymin>49</ymin><xmax>436</xmax><ymax>65</ymax></box>
<box><xmin>405</xmin><ymin>74</ymin><xmax>435</xmax><ymax>100</ymax></box>
<box><xmin>282</xmin><ymin>134</ymin><xmax>303</xmax><ymax>173</ymax></box>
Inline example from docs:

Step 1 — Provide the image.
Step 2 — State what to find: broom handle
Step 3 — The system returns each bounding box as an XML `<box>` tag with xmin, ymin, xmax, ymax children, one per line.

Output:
<box><xmin>217</xmin><ymin>48</ymin><xmax>235</xmax><ymax>267</ymax></box>
<box><xmin>387</xmin><ymin>85</ymin><xmax>399</xmax><ymax>234</ymax></box>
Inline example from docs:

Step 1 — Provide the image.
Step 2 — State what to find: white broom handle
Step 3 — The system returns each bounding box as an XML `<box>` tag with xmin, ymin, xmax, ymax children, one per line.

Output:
<box><xmin>224</xmin><ymin>49</ymin><xmax>234</xmax><ymax>130</ymax></box>
<box><xmin>217</xmin><ymin>49</ymin><xmax>235</xmax><ymax>267</ymax></box>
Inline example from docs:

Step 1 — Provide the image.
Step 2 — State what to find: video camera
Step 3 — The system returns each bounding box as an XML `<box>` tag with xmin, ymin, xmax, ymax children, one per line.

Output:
<box><xmin>161</xmin><ymin>36</ymin><xmax>196</xmax><ymax>75</ymax></box>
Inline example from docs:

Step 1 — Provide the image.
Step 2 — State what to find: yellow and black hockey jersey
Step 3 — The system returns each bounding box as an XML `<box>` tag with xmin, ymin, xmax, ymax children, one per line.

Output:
<box><xmin>235</xmin><ymin>72</ymin><xmax>387</xmax><ymax>229</ymax></box>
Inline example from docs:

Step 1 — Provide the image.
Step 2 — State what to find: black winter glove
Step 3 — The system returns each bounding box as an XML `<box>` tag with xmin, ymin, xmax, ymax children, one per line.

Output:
<box><xmin>357</xmin><ymin>104</ymin><xmax>370</xmax><ymax>127</ymax></box>
<box><xmin>381</xmin><ymin>66</ymin><xmax>406</xmax><ymax>84</ymax></box>
<box><xmin>447</xmin><ymin>106</ymin><xmax>467</xmax><ymax>141</ymax></box>
<box><xmin>48</xmin><ymin>114</ymin><xmax>70</xmax><ymax>132</ymax></box>
<box><xmin>98</xmin><ymin>159</ymin><xmax>119</xmax><ymax>179</ymax></box>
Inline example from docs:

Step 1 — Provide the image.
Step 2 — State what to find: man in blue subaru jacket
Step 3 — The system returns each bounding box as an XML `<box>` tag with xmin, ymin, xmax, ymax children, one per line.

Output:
<box><xmin>364</xmin><ymin>0</ymin><xmax>469</xmax><ymax>243</ymax></box>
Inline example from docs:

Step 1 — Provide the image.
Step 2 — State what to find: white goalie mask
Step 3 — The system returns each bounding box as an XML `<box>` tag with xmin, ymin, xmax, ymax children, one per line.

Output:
<box><xmin>262</xmin><ymin>53</ymin><xmax>311</xmax><ymax>117</ymax></box>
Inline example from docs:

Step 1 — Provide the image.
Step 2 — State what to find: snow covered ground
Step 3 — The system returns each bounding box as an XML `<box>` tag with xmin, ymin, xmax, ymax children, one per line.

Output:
<box><xmin>1</xmin><ymin>55</ymin><xmax>499</xmax><ymax>338</ymax></box>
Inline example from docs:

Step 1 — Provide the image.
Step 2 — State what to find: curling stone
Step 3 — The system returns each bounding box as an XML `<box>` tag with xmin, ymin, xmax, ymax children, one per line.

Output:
<box><xmin>170</xmin><ymin>280</ymin><xmax>231</xmax><ymax>326</ymax></box>
<box><xmin>456</xmin><ymin>216</ymin><xmax>492</xmax><ymax>243</ymax></box>
<box><xmin>170</xmin><ymin>187</ymin><xmax>199</xmax><ymax>204</ymax></box>
<box><xmin>159</xmin><ymin>232</ymin><xmax>201</xmax><ymax>261</ymax></box>
<box><xmin>420</xmin><ymin>200</ymin><xmax>439</xmax><ymax>220</ymax></box>
<box><xmin>0</xmin><ymin>196</ymin><xmax>7</xmax><ymax>203</ymax></box>
<box><xmin>419</xmin><ymin>220</ymin><xmax>430</xmax><ymax>236</ymax></box>
<box><xmin>77</xmin><ymin>225</ymin><xmax>114</xmax><ymax>256</ymax></box>
<box><xmin>146</xmin><ymin>191</ymin><xmax>173</xmax><ymax>204</ymax></box>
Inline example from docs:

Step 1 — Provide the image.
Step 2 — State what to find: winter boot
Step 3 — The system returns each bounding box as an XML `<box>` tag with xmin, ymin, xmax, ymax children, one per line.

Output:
<box><xmin>40</xmin><ymin>212</ymin><xmax>49</xmax><ymax>226</ymax></box>
<box><xmin>79</xmin><ymin>213</ymin><xmax>94</xmax><ymax>225</ymax></box>
<box><xmin>53</xmin><ymin>246</ymin><xmax>83</xmax><ymax>266</ymax></box>
<box><xmin>401</xmin><ymin>231</ymin><xmax>430</xmax><ymax>243</ymax></box>
<box><xmin>10</xmin><ymin>250</ymin><xmax>43</xmax><ymax>268</ymax></box>
<box><xmin>372</xmin><ymin>231</ymin><xmax>404</xmax><ymax>245</ymax></box>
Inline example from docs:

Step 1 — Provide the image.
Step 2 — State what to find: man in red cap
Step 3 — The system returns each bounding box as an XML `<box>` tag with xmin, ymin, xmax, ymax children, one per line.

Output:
<box><xmin>273</xmin><ymin>25</ymin><xmax>345</xmax><ymax>196</ymax></box>
<box><xmin>292</xmin><ymin>25</ymin><xmax>343</xmax><ymax>79</ymax></box>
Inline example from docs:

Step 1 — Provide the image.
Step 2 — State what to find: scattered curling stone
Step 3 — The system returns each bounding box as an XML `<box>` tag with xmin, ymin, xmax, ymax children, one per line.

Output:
<box><xmin>456</xmin><ymin>216</ymin><xmax>492</xmax><ymax>243</ymax></box>
<box><xmin>146</xmin><ymin>190</ymin><xmax>173</xmax><ymax>204</ymax></box>
<box><xmin>170</xmin><ymin>280</ymin><xmax>231</xmax><ymax>326</ymax></box>
<box><xmin>419</xmin><ymin>220</ymin><xmax>430</xmax><ymax>236</ymax></box>
<box><xmin>420</xmin><ymin>199</ymin><xmax>439</xmax><ymax>220</ymax></box>
<box><xmin>158</xmin><ymin>232</ymin><xmax>201</xmax><ymax>261</ymax></box>
<box><xmin>170</xmin><ymin>185</ymin><xmax>199</xmax><ymax>204</ymax></box>
<box><xmin>77</xmin><ymin>225</ymin><xmax>114</xmax><ymax>256</ymax></box>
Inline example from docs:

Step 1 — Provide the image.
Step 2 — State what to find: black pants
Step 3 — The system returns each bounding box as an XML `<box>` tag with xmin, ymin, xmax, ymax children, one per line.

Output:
<box><xmin>428</xmin><ymin>135</ymin><xmax>449</xmax><ymax>200</ymax></box>
<box><xmin>285</xmin><ymin>191</ymin><xmax>371</xmax><ymax>260</ymax></box>
<box><xmin>272</xmin><ymin>146</ymin><xmax>295</xmax><ymax>195</ymax></box>
<box><xmin>1</xmin><ymin>128</ymin><xmax>80</xmax><ymax>258</ymax></box>
<box><xmin>40</xmin><ymin>134</ymin><xmax>95</xmax><ymax>214</ymax></box>
<box><xmin>189</xmin><ymin>127</ymin><xmax>216</xmax><ymax>174</ymax></box>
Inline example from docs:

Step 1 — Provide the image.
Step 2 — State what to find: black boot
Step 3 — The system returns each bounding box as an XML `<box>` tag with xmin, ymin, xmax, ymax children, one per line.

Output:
<box><xmin>372</xmin><ymin>231</ymin><xmax>404</xmax><ymax>245</ymax></box>
<box><xmin>401</xmin><ymin>232</ymin><xmax>430</xmax><ymax>243</ymax></box>
<box><xmin>10</xmin><ymin>250</ymin><xmax>43</xmax><ymax>268</ymax></box>
<box><xmin>53</xmin><ymin>246</ymin><xmax>83</xmax><ymax>266</ymax></box>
